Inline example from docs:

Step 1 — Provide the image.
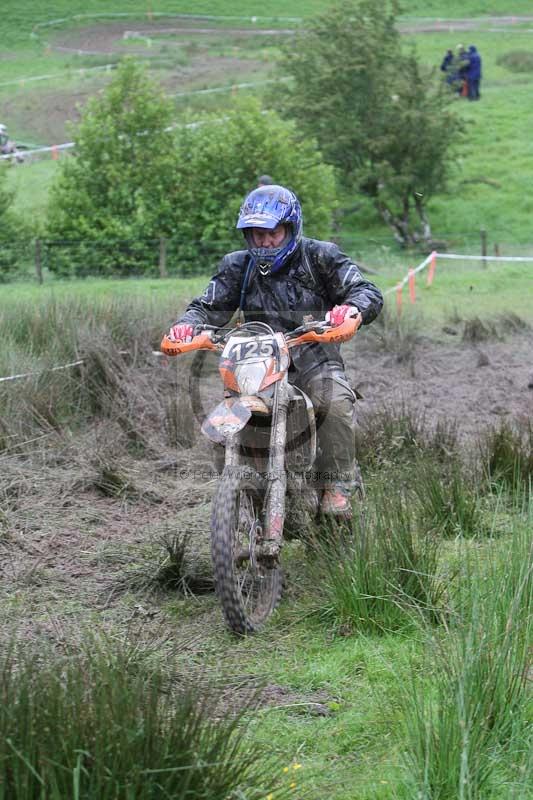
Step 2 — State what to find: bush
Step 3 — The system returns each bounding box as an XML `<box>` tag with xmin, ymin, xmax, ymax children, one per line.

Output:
<box><xmin>0</xmin><ymin>165</ymin><xmax>32</xmax><ymax>282</ymax></box>
<box><xmin>46</xmin><ymin>60</ymin><xmax>336</xmax><ymax>277</ymax></box>
<box><xmin>170</xmin><ymin>98</ymin><xmax>337</xmax><ymax>271</ymax></box>
<box><xmin>47</xmin><ymin>59</ymin><xmax>179</xmax><ymax>278</ymax></box>
<box><xmin>275</xmin><ymin>0</ymin><xmax>462</xmax><ymax>246</ymax></box>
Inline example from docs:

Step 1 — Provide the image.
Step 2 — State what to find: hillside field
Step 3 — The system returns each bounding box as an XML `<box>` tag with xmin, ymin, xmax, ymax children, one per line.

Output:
<box><xmin>2</xmin><ymin>2</ymin><xmax>533</xmax><ymax>251</ymax></box>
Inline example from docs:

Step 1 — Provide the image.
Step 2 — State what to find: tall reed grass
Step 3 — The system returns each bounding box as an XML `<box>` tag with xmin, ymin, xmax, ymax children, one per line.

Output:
<box><xmin>356</xmin><ymin>404</ymin><xmax>459</xmax><ymax>471</ymax></box>
<box><xmin>0</xmin><ymin>644</ymin><xmax>288</xmax><ymax>800</ymax></box>
<box><xmin>412</xmin><ymin>457</ymin><xmax>484</xmax><ymax>538</ymax></box>
<box><xmin>482</xmin><ymin>418</ymin><xmax>533</xmax><ymax>499</ymax></box>
<box><xmin>403</xmin><ymin>521</ymin><xmax>533</xmax><ymax>799</ymax></box>
<box><xmin>313</xmin><ymin>483</ymin><xmax>444</xmax><ymax>634</ymax></box>
<box><xmin>0</xmin><ymin>294</ymin><xmax>188</xmax><ymax>451</ymax></box>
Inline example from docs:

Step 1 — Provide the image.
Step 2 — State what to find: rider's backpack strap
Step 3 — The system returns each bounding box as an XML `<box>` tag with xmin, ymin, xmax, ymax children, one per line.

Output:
<box><xmin>237</xmin><ymin>254</ymin><xmax>253</xmax><ymax>323</ymax></box>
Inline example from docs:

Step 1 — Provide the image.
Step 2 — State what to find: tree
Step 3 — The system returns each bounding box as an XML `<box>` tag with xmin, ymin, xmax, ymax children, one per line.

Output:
<box><xmin>170</xmin><ymin>98</ymin><xmax>336</xmax><ymax>271</ymax></box>
<box><xmin>275</xmin><ymin>0</ymin><xmax>462</xmax><ymax>247</ymax></box>
<box><xmin>0</xmin><ymin>165</ymin><xmax>28</xmax><ymax>282</ymax></box>
<box><xmin>47</xmin><ymin>59</ymin><xmax>180</xmax><ymax>276</ymax></box>
<box><xmin>47</xmin><ymin>62</ymin><xmax>336</xmax><ymax>277</ymax></box>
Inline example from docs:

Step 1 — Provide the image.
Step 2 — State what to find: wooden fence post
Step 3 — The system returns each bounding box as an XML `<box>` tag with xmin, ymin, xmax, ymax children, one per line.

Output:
<box><xmin>159</xmin><ymin>237</ymin><xmax>168</xmax><ymax>278</ymax></box>
<box><xmin>480</xmin><ymin>228</ymin><xmax>487</xmax><ymax>268</ymax></box>
<box><xmin>35</xmin><ymin>238</ymin><xmax>43</xmax><ymax>284</ymax></box>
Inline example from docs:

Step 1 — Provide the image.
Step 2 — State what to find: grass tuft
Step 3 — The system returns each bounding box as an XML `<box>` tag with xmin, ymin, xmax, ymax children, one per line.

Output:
<box><xmin>357</xmin><ymin>404</ymin><xmax>459</xmax><ymax>470</ymax></box>
<box><xmin>482</xmin><ymin>418</ymin><xmax>533</xmax><ymax>498</ymax></box>
<box><xmin>403</xmin><ymin>523</ymin><xmax>533</xmax><ymax>799</ymax></box>
<box><xmin>412</xmin><ymin>457</ymin><xmax>484</xmax><ymax>538</ymax></box>
<box><xmin>312</xmin><ymin>484</ymin><xmax>444</xmax><ymax>634</ymax></box>
<box><xmin>153</xmin><ymin>532</ymin><xmax>214</xmax><ymax>594</ymax></box>
<box><xmin>0</xmin><ymin>642</ymin><xmax>287</xmax><ymax>800</ymax></box>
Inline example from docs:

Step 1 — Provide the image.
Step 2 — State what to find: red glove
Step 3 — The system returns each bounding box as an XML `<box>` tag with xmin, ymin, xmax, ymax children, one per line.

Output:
<box><xmin>326</xmin><ymin>305</ymin><xmax>360</xmax><ymax>327</ymax></box>
<box><xmin>168</xmin><ymin>323</ymin><xmax>194</xmax><ymax>343</ymax></box>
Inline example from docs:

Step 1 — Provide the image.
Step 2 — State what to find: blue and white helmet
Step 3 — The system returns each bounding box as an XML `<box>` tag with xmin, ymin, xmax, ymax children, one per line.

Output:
<box><xmin>236</xmin><ymin>185</ymin><xmax>303</xmax><ymax>274</ymax></box>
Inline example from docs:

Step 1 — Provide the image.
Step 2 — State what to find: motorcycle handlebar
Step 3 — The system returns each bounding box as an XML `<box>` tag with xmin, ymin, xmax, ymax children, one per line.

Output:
<box><xmin>160</xmin><ymin>331</ymin><xmax>217</xmax><ymax>356</ymax></box>
<box><xmin>286</xmin><ymin>314</ymin><xmax>362</xmax><ymax>348</ymax></box>
<box><xmin>160</xmin><ymin>314</ymin><xmax>362</xmax><ymax>357</ymax></box>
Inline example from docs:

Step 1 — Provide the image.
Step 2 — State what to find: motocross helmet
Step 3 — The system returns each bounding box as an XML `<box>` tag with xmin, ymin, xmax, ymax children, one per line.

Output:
<box><xmin>236</xmin><ymin>184</ymin><xmax>302</xmax><ymax>275</ymax></box>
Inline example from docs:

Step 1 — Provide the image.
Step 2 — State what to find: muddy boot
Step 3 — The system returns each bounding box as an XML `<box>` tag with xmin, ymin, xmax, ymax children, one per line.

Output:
<box><xmin>320</xmin><ymin>482</ymin><xmax>352</xmax><ymax>517</ymax></box>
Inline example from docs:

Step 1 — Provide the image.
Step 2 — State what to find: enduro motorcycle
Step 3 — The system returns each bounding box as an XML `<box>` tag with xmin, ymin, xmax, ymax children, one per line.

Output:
<box><xmin>0</xmin><ymin>136</ymin><xmax>24</xmax><ymax>164</ymax></box>
<box><xmin>160</xmin><ymin>314</ymin><xmax>360</xmax><ymax>634</ymax></box>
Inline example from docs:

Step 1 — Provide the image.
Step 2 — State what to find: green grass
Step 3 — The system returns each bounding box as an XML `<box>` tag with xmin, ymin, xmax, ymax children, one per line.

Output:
<box><xmin>0</xmin><ymin>284</ymin><xmax>531</xmax><ymax>798</ymax></box>
<box><xmin>404</xmin><ymin>522</ymin><xmax>533</xmax><ymax>799</ymax></box>
<box><xmin>0</xmin><ymin>643</ymin><xmax>290</xmax><ymax>800</ymax></box>
<box><xmin>3</xmin><ymin>8</ymin><xmax>533</xmax><ymax>254</ymax></box>
<box><xmin>1</xmin><ymin>257</ymin><xmax>532</xmax><ymax>336</ymax></box>
<box><xmin>1</xmin><ymin>10</ymin><xmax>533</xmax><ymax>796</ymax></box>
<box><xmin>5</xmin><ymin>160</ymin><xmax>58</xmax><ymax>223</ymax></box>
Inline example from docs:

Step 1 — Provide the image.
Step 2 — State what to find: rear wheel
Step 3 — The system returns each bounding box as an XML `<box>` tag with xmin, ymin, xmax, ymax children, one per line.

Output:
<box><xmin>211</xmin><ymin>469</ymin><xmax>282</xmax><ymax>635</ymax></box>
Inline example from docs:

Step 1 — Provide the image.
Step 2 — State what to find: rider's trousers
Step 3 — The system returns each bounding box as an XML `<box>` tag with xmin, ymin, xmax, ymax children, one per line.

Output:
<box><xmin>294</xmin><ymin>367</ymin><xmax>363</xmax><ymax>491</ymax></box>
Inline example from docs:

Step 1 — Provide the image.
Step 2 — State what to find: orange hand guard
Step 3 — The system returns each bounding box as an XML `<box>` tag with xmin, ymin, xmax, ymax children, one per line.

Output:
<box><xmin>160</xmin><ymin>333</ymin><xmax>217</xmax><ymax>356</ymax></box>
<box><xmin>287</xmin><ymin>314</ymin><xmax>362</xmax><ymax>349</ymax></box>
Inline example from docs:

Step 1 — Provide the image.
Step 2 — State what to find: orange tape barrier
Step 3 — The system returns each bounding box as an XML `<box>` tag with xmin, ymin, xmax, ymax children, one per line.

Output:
<box><xmin>408</xmin><ymin>268</ymin><xmax>416</xmax><ymax>303</ymax></box>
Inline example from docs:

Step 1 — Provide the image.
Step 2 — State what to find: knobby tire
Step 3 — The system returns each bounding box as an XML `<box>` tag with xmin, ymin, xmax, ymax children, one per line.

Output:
<box><xmin>211</xmin><ymin>469</ymin><xmax>282</xmax><ymax>635</ymax></box>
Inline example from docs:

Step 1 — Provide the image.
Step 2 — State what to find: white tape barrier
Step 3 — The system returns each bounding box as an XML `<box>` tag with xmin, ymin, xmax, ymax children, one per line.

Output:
<box><xmin>0</xmin><ymin>142</ymin><xmax>74</xmax><ymax>161</ymax></box>
<box><xmin>0</xmin><ymin>105</ymin><xmax>268</xmax><ymax>161</ymax></box>
<box><xmin>3</xmin><ymin>248</ymin><xmax>532</xmax><ymax>382</ymax></box>
<box><xmin>383</xmin><ymin>252</ymin><xmax>433</xmax><ymax>295</ymax></box>
<box><xmin>429</xmin><ymin>252</ymin><xmax>533</xmax><ymax>263</ymax></box>
<box><xmin>31</xmin><ymin>13</ymin><xmax>303</xmax><ymax>34</ymax></box>
<box><xmin>384</xmin><ymin>249</ymin><xmax>533</xmax><ymax>307</ymax></box>
<box><xmin>0</xmin><ymin>351</ymin><xmax>164</xmax><ymax>384</ymax></box>
<box><xmin>0</xmin><ymin>64</ymin><xmax>117</xmax><ymax>90</ymax></box>
<box><xmin>174</xmin><ymin>77</ymin><xmax>286</xmax><ymax>97</ymax></box>
<box><xmin>0</xmin><ymin>359</ymin><xmax>84</xmax><ymax>384</ymax></box>
<box><xmin>2</xmin><ymin>64</ymin><xmax>279</xmax><ymax>98</ymax></box>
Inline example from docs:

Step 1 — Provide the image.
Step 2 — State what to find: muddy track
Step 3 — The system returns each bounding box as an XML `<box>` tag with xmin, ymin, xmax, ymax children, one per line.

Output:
<box><xmin>1</xmin><ymin>331</ymin><xmax>532</xmax><ymax>652</ymax></box>
<box><xmin>46</xmin><ymin>16</ymin><xmax>533</xmax><ymax>56</ymax></box>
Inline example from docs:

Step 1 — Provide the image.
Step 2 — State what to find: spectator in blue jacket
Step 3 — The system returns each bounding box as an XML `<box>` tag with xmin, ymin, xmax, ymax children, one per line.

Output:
<box><xmin>440</xmin><ymin>49</ymin><xmax>453</xmax><ymax>73</ymax></box>
<box><xmin>466</xmin><ymin>45</ymin><xmax>482</xmax><ymax>100</ymax></box>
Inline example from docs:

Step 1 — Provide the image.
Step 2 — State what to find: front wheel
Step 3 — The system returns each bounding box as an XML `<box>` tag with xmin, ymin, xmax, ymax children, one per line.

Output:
<box><xmin>211</xmin><ymin>469</ymin><xmax>282</xmax><ymax>635</ymax></box>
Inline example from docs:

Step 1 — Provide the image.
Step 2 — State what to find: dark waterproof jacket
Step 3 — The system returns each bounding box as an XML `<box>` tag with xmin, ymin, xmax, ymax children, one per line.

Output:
<box><xmin>178</xmin><ymin>237</ymin><xmax>384</xmax><ymax>380</ymax></box>
<box><xmin>466</xmin><ymin>47</ymin><xmax>481</xmax><ymax>80</ymax></box>
<box><xmin>440</xmin><ymin>52</ymin><xmax>453</xmax><ymax>72</ymax></box>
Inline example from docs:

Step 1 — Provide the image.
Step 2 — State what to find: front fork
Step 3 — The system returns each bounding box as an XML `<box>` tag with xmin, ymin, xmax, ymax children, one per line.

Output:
<box><xmin>223</xmin><ymin>378</ymin><xmax>289</xmax><ymax>560</ymax></box>
<box><xmin>262</xmin><ymin>376</ymin><xmax>288</xmax><ymax>556</ymax></box>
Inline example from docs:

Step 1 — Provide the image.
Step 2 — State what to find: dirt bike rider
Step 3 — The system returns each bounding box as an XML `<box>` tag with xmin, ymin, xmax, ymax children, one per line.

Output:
<box><xmin>168</xmin><ymin>185</ymin><xmax>383</xmax><ymax>515</ymax></box>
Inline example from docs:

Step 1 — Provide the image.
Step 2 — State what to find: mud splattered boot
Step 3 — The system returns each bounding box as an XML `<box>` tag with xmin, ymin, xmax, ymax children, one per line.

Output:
<box><xmin>320</xmin><ymin>482</ymin><xmax>352</xmax><ymax>517</ymax></box>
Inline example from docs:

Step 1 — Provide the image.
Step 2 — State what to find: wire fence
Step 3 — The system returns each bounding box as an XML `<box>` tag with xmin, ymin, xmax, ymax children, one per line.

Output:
<box><xmin>0</xmin><ymin>236</ymin><xmax>244</xmax><ymax>283</ymax></box>
<box><xmin>2</xmin><ymin>235</ymin><xmax>533</xmax><ymax>287</ymax></box>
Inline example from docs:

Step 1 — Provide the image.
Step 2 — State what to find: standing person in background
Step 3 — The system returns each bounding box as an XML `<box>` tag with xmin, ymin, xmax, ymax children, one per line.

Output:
<box><xmin>440</xmin><ymin>48</ymin><xmax>459</xmax><ymax>90</ymax></box>
<box><xmin>440</xmin><ymin>49</ymin><xmax>453</xmax><ymax>75</ymax></box>
<box><xmin>466</xmin><ymin>45</ymin><xmax>482</xmax><ymax>100</ymax></box>
<box><xmin>455</xmin><ymin>44</ymin><xmax>469</xmax><ymax>97</ymax></box>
